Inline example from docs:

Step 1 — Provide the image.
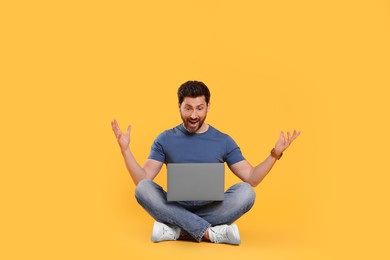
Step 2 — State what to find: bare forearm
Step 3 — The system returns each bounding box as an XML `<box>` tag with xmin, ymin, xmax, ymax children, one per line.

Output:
<box><xmin>231</xmin><ymin>130</ymin><xmax>300</xmax><ymax>187</ymax></box>
<box><xmin>121</xmin><ymin>147</ymin><xmax>147</xmax><ymax>185</ymax></box>
<box><xmin>248</xmin><ymin>155</ymin><xmax>277</xmax><ymax>186</ymax></box>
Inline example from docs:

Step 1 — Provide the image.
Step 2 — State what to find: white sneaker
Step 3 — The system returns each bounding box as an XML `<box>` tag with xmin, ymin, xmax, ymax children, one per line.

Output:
<box><xmin>151</xmin><ymin>222</ymin><xmax>181</xmax><ymax>242</ymax></box>
<box><xmin>208</xmin><ymin>224</ymin><xmax>241</xmax><ymax>245</ymax></box>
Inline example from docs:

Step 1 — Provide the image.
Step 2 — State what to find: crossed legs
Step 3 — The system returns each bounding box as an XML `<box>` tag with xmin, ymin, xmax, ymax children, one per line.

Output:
<box><xmin>135</xmin><ymin>179</ymin><xmax>255</xmax><ymax>242</ymax></box>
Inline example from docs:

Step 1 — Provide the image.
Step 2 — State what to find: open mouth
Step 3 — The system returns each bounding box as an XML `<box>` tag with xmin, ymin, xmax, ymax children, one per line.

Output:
<box><xmin>188</xmin><ymin>120</ymin><xmax>199</xmax><ymax>128</ymax></box>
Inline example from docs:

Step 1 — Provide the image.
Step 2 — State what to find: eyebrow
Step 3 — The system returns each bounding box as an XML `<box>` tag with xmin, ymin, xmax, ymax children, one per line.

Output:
<box><xmin>184</xmin><ymin>104</ymin><xmax>205</xmax><ymax>108</ymax></box>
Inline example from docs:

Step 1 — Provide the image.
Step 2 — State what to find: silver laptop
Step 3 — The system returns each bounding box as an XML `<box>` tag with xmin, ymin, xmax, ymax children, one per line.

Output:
<box><xmin>167</xmin><ymin>163</ymin><xmax>225</xmax><ymax>201</ymax></box>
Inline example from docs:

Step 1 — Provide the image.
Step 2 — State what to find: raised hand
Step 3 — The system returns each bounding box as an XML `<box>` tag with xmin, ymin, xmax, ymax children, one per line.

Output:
<box><xmin>274</xmin><ymin>130</ymin><xmax>301</xmax><ymax>155</ymax></box>
<box><xmin>111</xmin><ymin>119</ymin><xmax>131</xmax><ymax>152</ymax></box>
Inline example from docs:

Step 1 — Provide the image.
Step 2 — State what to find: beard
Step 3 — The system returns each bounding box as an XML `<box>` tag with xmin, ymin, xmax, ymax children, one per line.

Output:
<box><xmin>181</xmin><ymin>114</ymin><xmax>207</xmax><ymax>134</ymax></box>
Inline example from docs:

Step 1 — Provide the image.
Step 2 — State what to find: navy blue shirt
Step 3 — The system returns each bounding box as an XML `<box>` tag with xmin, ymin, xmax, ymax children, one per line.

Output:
<box><xmin>148</xmin><ymin>124</ymin><xmax>245</xmax><ymax>166</ymax></box>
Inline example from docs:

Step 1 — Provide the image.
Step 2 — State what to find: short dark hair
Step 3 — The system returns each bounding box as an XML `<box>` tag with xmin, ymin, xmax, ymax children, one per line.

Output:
<box><xmin>177</xmin><ymin>81</ymin><xmax>211</xmax><ymax>105</ymax></box>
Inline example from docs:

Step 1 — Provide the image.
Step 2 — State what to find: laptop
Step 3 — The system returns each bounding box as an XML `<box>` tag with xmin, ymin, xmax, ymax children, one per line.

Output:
<box><xmin>167</xmin><ymin>163</ymin><xmax>225</xmax><ymax>201</ymax></box>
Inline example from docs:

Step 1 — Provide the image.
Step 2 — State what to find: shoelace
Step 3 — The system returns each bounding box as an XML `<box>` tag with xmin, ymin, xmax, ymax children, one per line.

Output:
<box><xmin>210</xmin><ymin>227</ymin><xmax>230</xmax><ymax>243</ymax></box>
<box><xmin>161</xmin><ymin>226</ymin><xmax>177</xmax><ymax>240</ymax></box>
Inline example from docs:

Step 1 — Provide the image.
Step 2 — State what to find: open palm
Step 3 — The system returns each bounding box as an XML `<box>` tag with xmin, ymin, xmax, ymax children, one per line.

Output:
<box><xmin>274</xmin><ymin>130</ymin><xmax>301</xmax><ymax>155</ymax></box>
<box><xmin>111</xmin><ymin>119</ymin><xmax>131</xmax><ymax>152</ymax></box>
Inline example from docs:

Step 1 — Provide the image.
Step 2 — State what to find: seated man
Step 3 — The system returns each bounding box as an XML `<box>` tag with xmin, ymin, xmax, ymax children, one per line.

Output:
<box><xmin>111</xmin><ymin>80</ymin><xmax>300</xmax><ymax>245</ymax></box>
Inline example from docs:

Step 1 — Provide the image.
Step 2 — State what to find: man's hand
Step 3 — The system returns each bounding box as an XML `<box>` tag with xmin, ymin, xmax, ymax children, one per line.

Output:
<box><xmin>111</xmin><ymin>119</ymin><xmax>131</xmax><ymax>152</ymax></box>
<box><xmin>274</xmin><ymin>130</ymin><xmax>301</xmax><ymax>156</ymax></box>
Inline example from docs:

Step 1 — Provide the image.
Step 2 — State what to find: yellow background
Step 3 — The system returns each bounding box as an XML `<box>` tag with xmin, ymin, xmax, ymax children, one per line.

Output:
<box><xmin>1</xmin><ymin>0</ymin><xmax>389</xmax><ymax>259</ymax></box>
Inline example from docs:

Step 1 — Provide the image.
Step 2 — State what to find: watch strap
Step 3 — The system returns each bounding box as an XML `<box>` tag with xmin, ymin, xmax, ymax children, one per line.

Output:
<box><xmin>270</xmin><ymin>148</ymin><xmax>283</xmax><ymax>160</ymax></box>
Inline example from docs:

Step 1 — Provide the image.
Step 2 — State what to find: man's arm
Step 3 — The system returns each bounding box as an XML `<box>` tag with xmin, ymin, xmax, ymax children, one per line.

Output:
<box><xmin>111</xmin><ymin>119</ymin><xmax>163</xmax><ymax>185</ymax></box>
<box><xmin>229</xmin><ymin>130</ymin><xmax>301</xmax><ymax>187</ymax></box>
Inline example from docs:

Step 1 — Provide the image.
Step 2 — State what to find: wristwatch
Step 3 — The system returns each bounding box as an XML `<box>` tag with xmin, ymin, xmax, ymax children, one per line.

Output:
<box><xmin>270</xmin><ymin>148</ymin><xmax>283</xmax><ymax>160</ymax></box>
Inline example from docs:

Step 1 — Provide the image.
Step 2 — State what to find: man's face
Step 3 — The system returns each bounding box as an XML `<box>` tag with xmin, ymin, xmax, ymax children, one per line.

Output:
<box><xmin>179</xmin><ymin>96</ymin><xmax>210</xmax><ymax>134</ymax></box>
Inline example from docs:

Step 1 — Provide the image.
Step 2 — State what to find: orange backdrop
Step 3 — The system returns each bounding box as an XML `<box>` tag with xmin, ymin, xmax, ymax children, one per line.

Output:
<box><xmin>1</xmin><ymin>1</ymin><xmax>389</xmax><ymax>259</ymax></box>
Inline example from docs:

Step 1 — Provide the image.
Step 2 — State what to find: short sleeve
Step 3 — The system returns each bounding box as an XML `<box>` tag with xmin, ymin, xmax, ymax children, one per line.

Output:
<box><xmin>148</xmin><ymin>132</ymin><xmax>166</xmax><ymax>163</ymax></box>
<box><xmin>224</xmin><ymin>136</ymin><xmax>245</xmax><ymax>166</ymax></box>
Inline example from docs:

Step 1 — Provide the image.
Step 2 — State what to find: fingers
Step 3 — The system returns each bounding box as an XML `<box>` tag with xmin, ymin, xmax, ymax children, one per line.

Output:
<box><xmin>111</xmin><ymin>120</ymin><xmax>118</xmax><ymax>135</ymax></box>
<box><xmin>291</xmin><ymin>130</ymin><xmax>301</xmax><ymax>141</ymax></box>
<box><xmin>288</xmin><ymin>130</ymin><xmax>301</xmax><ymax>142</ymax></box>
<box><xmin>111</xmin><ymin>119</ymin><xmax>133</xmax><ymax>145</ymax></box>
<box><xmin>279</xmin><ymin>129</ymin><xmax>301</xmax><ymax>145</ymax></box>
<box><xmin>111</xmin><ymin>120</ymin><xmax>120</xmax><ymax>137</ymax></box>
<box><xmin>111</xmin><ymin>119</ymin><xmax>119</xmax><ymax>131</ymax></box>
<box><xmin>280</xmin><ymin>131</ymin><xmax>286</xmax><ymax>145</ymax></box>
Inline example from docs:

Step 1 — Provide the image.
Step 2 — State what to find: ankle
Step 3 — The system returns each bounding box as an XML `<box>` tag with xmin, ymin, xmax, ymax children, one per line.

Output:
<box><xmin>203</xmin><ymin>228</ymin><xmax>210</xmax><ymax>241</ymax></box>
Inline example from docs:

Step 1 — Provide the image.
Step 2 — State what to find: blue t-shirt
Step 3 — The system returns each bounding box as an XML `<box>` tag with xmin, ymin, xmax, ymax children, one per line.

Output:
<box><xmin>148</xmin><ymin>124</ymin><xmax>245</xmax><ymax>166</ymax></box>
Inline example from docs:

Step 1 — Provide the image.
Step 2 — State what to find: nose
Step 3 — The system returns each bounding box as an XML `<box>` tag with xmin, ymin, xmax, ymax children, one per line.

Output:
<box><xmin>190</xmin><ymin>110</ymin><xmax>197</xmax><ymax>118</ymax></box>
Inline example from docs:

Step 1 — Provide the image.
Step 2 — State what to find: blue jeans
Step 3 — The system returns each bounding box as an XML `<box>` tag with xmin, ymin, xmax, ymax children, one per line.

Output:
<box><xmin>135</xmin><ymin>179</ymin><xmax>256</xmax><ymax>242</ymax></box>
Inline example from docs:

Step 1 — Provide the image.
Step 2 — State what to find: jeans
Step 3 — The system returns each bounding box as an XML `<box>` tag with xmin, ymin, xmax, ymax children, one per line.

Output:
<box><xmin>135</xmin><ymin>179</ymin><xmax>256</xmax><ymax>242</ymax></box>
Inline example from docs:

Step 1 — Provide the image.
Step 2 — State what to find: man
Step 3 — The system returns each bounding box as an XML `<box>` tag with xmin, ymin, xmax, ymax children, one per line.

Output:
<box><xmin>111</xmin><ymin>80</ymin><xmax>300</xmax><ymax>245</ymax></box>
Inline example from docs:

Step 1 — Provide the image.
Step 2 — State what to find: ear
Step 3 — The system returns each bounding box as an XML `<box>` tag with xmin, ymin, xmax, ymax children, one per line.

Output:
<box><xmin>206</xmin><ymin>102</ymin><xmax>211</xmax><ymax>112</ymax></box>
